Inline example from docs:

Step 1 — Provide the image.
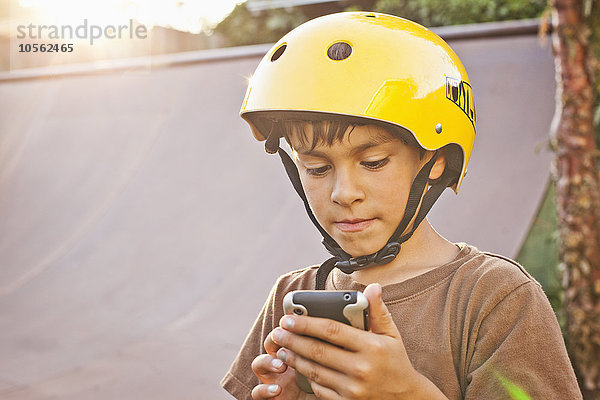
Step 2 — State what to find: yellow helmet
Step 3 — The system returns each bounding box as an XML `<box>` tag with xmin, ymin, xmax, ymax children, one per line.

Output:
<box><xmin>241</xmin><ymin>11</ymin><xmax>475</xmax><ymax>192</ymax></box>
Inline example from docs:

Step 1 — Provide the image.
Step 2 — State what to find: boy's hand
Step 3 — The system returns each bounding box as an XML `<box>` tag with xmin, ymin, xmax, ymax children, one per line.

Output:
<box><xmin>250</xmin><ymin>327</ymin><xmax>302</xmax><ymax>399</ymax></box>
<box><xmin>270</xmin><ymin>283</ymin><xmax>448</xmax><ymax>400</ymax></box>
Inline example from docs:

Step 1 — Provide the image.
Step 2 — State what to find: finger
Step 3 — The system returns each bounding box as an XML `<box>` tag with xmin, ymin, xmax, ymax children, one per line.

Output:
<box><xmin>251</xmin><ymin>354</ymin><xmax>287</xmax><ymax>379</ymax></box>
<box><xmin>310</xmin><ymin>380</ymin><xmax>343</xmax><ymax>400</ymax></box>
<box><xmin>251</xmin><ymin>383</ymin><xmax>281</xmax><ymax>399</ymax></box>
<box><xmin>363</xmin><ymin>283</ymin><xmax>400</xmax><ymax>337</ymax></box>
<box><xmin>277</xmin><ymin>347</ymin><xmax>348</xmax><ymax>395</ymax></box>
<box><xmin>264</xmin><ymin>331</ymin><xmax>282</xmax><ymax>356</ymax></box>
<box><xmin>278</xmin><ymin>314</ymin><xmax>366</xmax><ymax>351</ymax></box>
<box><xmin>271</xmin><ymin>327</ymin><xmax>353</xmax><ymax>371</ymax></box>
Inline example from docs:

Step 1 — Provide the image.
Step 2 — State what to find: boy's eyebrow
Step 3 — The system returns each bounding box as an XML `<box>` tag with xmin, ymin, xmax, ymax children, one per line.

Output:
<box><xmin>296</xmin><ymin>136</ymin><xmax>393</xmax><ymax>157</ymax></box>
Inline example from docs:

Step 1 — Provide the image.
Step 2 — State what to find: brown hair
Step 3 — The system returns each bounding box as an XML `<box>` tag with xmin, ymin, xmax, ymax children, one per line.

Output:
<box><xmin>277</xmin><ymin>118</ymin><xmax>425</xmax><ymax>159</ymax></box>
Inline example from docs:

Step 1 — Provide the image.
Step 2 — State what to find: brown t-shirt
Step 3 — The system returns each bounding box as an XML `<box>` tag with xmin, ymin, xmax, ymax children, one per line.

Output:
<box><xmin>221</xmin><ymin>243</ymin><xmax>582</xmax><ymax>399</ymax></box>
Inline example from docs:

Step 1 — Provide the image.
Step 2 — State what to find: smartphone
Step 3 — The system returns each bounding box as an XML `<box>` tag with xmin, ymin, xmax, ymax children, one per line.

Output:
<box><xmin>282</xmin><ymin>290</ymin><xmax>369</xmax><ymax>394</ymax></box>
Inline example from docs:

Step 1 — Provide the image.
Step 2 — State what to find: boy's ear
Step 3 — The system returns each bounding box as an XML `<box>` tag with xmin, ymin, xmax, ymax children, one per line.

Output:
<box><xmin>429</xmin><ymin>151</ymin><xmax>447</xmax><ymax>180</ymax></box>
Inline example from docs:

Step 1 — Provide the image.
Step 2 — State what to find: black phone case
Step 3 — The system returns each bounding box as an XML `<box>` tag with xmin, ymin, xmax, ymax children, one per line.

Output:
<box><xmin>282</xmin><ymin>290</ymin><xmax>369</xmax><ymax>394</ymax></box>
<box><xmin>288</xmin><ymin>291</ymin><xmax>369</xmax><ymax>329</ymax></box>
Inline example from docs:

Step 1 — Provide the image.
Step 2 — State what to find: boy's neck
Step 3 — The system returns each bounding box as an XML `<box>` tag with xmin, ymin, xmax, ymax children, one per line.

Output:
<box><xmin>348</xmin><ymin>219</ymin><xmax>460</xmax><ymax>286</ymax></box>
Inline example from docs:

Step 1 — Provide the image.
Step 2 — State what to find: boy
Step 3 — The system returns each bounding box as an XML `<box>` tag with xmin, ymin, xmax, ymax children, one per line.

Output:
<box><xmin>221</xmin><ymin>12</ymin><xmax>582</xmax><ymax>399</ymax></box>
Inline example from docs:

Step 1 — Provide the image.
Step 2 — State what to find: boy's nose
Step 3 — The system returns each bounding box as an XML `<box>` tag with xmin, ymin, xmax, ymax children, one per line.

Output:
<box><xmin>330</xmin><ymin>170</ymin><xmax>364</xmax><ymax>206</ymax></box>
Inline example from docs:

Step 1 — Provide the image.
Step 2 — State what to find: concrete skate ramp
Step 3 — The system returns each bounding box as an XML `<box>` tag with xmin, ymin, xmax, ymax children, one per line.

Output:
<box><xmin>0</xmin><ymin>21</ymin><xmax>555</xmax><ymax>399</ymax></box>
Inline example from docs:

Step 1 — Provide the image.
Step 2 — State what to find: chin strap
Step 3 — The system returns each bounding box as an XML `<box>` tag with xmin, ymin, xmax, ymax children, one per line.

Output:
<box><xmin>271</xmin><ymin>137</ymin><xmax>456</xmax><ymax>290</ymax></box>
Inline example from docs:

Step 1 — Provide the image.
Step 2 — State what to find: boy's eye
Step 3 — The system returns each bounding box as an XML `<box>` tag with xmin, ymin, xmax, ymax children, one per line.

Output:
<box><xmin>306</xmin><ymin>165</ymin><xmax>331</xmax><ymax>176</ymax></box>
<box><xmin>361</xmin><ymin>158</ymin><xmax>389</xmax><ymax>169</ymax></box>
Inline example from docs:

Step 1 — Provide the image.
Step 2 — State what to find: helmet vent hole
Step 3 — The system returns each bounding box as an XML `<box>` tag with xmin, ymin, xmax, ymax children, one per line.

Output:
<box><xmin>327</xmin><ymin>42</ymin><xmax>352</xmax><ymax>61</ymax></box>
<box><xmin>271</xmin><ymin>44</ymin><xmax>286</xmax><ymax>62</ymax></box>
<box><xmin>365</xmin><ymin>14</ymin><xmax>376</xmax><ymax>18</ymax></box>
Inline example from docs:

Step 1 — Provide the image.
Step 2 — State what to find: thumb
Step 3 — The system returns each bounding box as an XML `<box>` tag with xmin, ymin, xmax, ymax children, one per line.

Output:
<box><xmin>363</xmin><ymin>283</ymin><xmax>400</xmax><ymax>338</ymax></box>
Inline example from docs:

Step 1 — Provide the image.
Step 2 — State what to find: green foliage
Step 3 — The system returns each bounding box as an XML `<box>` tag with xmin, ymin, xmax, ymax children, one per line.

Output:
<box><xmin>516</xmin><ymin>180</ymin><xmax>562</xmax><ymax>315</ymax></box>
<box><xmin>495</xmin><ymin>372</ymin><xmax>533</xmax><ymax>400</ymax></box>
<box><xmin>214</xmin><ymin>1</ymin><xmax>376</xmax><ymax>47</ymax></box>
<box><xmin>214</xmin><ymin>4</ymin><xmax>310</xmax><ymax>47</ymax></box>
<box><xmin>373</xmin><ymin>0</ymin><xmax>547</xmax><ymax>26</ymax></box>
<box><xmin>589</xmin><ymin>3</ymin><xmax>600</xmax><ymax>168</ymax></box>
<box><xmin>215</xmin><ymin>0</ymin><xmax>545</xmax><ymax>46</ymax></box>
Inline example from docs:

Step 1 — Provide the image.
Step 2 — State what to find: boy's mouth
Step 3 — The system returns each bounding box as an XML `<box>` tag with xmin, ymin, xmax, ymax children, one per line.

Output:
<box><xmin>334</xmin><ymin>218</ymin><xmax>375</xmax><ymax>232</ymax></box>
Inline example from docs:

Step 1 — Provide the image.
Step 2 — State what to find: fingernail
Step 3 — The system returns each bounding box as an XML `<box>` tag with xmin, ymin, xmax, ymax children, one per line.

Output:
<box><xmin>271</xmin><ymin>358</ymin><xmax>283</xmax><ymax>369</ymax></box>
<box><xmin>272</xmin><ymin>328</ymin><xmax>282</xmax><ymax>343</ymax></box>
<box><xmin>268</xmin><ymin>384</ymin><xmax>279</xmax><ymax>393</ymax></box>
<box><xmin>282</xmin><ymin>316</ymin><xmax>295</xmax><ymax>329</ymax></box>
<box><xmin>278</xmin><ymin>349</ymin><xmax>287</xmax><ymax>362</ymax></box>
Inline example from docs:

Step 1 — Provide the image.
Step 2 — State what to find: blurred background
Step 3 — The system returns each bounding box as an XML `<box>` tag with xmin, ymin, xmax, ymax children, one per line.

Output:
<box><xmin>0</xmin><ymin>0</ymin><xmax>578</xmax><ymax>399</ymax></box>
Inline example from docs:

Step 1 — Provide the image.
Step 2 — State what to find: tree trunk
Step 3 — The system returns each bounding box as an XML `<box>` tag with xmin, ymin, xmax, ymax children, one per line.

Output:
<box><xmin>549</xmin><ymin>0</ymin><xmax>600</xmax><ymax>397</ymax></box>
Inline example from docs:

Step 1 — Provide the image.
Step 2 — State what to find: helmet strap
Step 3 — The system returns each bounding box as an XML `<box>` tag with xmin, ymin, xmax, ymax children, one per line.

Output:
<box><xmin>331</xmin><ymin>150</ymin><xmax>439</xmax><ymax>271</ymax></box>
<box><xmin>274</xmin><ymin>142</ymin><xmax>455</xmax><ymax>290</ymax></box>
<box><xmin>277</xmin><ymin>147</ymin><xmax>351</xmax><ymax>258</ymax></box>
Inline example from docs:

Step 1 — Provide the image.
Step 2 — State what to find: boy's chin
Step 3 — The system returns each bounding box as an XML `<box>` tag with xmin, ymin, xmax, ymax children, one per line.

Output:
<box><xmin>341</xmin><ymin>243</ymin><xmax>387</xmax><ymax>259</ymax></box>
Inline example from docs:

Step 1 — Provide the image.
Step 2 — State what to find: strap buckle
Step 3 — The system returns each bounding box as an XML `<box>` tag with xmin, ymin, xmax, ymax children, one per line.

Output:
<box><xmin>334</xmin><ymin>242</ymin><xmax>401</xmax><ymax>274</ymax></box>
